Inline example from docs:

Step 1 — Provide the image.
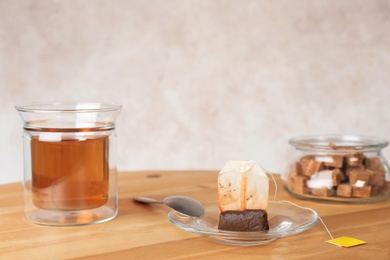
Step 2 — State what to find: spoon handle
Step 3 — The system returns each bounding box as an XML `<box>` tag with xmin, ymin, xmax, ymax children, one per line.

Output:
<box><xmin>133</xmin><ymin>196</ymin><xmax>164</xmax><ymax>204</ymax></box>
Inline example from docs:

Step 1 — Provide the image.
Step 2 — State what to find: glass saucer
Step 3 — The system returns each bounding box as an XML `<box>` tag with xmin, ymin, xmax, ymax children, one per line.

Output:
<box><xmin>168</xmin><ymin>200</ymin><xmax>318</xmax><ymax>246</ymax></box>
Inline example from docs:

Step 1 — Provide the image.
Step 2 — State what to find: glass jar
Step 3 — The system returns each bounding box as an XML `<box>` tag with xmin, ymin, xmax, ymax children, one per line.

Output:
<box><xmin>283</xmin><ymin>135</ymin><xmax>390</xmax><ymax>203</ymax></box>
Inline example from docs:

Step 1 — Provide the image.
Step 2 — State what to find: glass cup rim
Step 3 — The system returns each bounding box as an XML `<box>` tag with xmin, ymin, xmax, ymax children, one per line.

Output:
<box><xmin>15</xmin><ymin>102</ymin><xmax>122</xmax><ymax>113</ymax></box>
<box><xmin>289</xmin><ymin>134</ymin><xmax>389</xmax><ymax>152</ymax></box>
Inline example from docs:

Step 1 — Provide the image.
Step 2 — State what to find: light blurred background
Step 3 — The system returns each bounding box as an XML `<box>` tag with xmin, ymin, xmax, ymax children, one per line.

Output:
<box><xmin>1</xmin><ymin>0</ymin><xmax>389</xmax><ymax>184</ymax></box>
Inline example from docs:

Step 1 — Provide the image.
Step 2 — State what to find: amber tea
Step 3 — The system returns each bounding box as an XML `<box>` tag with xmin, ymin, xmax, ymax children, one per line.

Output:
<box><xmin>30</xmin><ymin>128</ymin><xmax>110</xmax><ymax>211</ymax></box>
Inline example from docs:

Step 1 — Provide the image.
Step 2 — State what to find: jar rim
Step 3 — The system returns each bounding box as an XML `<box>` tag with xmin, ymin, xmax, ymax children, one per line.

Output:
<box><xmin>289</xmin><ymin>134</ymin><xmax>388</xmax><ymax>152</ymax></box>
<box><xmin>15</xmin><ymin>102</ymin><xmax>122</xmax><ymax>113</ymax></box>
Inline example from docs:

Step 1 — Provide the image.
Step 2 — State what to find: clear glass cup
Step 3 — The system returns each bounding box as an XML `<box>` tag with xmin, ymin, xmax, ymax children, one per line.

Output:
<box><xmin>16</xmin><ymin>102</ymin><xmax>122</xmax><ymax>226</ymax></box>
<box><xmin>283</xmin><ymin>135</ymin><xmax>390</xmax><ymax>203</ymax></box>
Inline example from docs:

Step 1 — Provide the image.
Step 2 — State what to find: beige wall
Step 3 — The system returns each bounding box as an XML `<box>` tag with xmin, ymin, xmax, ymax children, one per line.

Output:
<box><xmin>1</xmin><ymin>0</ymin><xmax>390</xmax><ymax>184</ymax></box>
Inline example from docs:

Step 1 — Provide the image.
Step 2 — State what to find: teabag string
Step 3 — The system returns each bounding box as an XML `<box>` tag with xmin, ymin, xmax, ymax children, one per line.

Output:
<box><xmin>267</xmin><ymin>173</ymin><xmax>367</xmax><ymax>247</ymax></box>
<box><xmin>267</xmin><ymin>173</ymin><xmax>334</xmax><ymax>240</ymax></box>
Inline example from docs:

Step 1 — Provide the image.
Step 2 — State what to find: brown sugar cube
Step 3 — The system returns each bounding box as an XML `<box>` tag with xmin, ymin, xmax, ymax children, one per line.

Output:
<box><xmin>331</xmin><ymin>169</ymin><xmax>343</xmax><ymax>186</ymax></box>
<box><xmin>345</xmin><ymin>165</ymin><xmax>365</xmax><ymax>177</ymax></box>
<box><xmin>370</xmin><ymin>186</ymin><xmax>380</xmax><ymax>196</ymax></box>
<box><xmin>349</xmin><ymin>169</ymin><xmax>372</xmax><ymax>186</ymax></box>
<box><xmin>379</xmin><ymin>182</ymin><xmax>390</xmax><ymax>195</ymax></box>
<box><xmin>328</xmin><ymin>142</ymin><xmax>355</xmax><ymax>150</ymax></box>
<box><xmin>300</xmin><ymin>156</ymin><xmax>324</xmax><ymax>176</ymax></box>
<box><xmin>289</xmin><ymin>175</ymin><xmax>309</xmax><ymax>195</ymax></box>
<box><xmin>352</xmin><ymin>186</ymin><xmax>371</xmax><ymax>198</ymax></box>
<box><xmin>365</xmin><ymin>157</ymin><xmax>386</xmax><ymax>172</ymax></box>
<box><xmin>289</xmin><ymin>162</ymin><xmax>304</xmax><ymax>177</ymax></box>
<box><xmin>345</xmin><ymin>153</ymin><xmax>365</xmax><ymax>166</ymax></box>
<box><xmin>324</xmin><ymin>155</ymin><xmax>344</xmax><ymax>168</ymax></box>
<box><xmin>311</xmin><ymin>187</ymin><xmax>333</xmax><ymax>197</ymax></box>
<box><xmin>370</xmin><ymin>171</ymin><xmax>385</xmax><ymax>186</ymax></box>
<box><xmin>337</xmin><ymin>183</ymin><xmax>352</xmax><ymax>197</ymax></box>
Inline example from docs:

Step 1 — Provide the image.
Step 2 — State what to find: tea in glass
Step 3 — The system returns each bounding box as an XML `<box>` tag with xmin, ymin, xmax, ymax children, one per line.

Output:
<box><xmin>16</xmin><ymin>102</ymin><xmax>122</xmax><ymax>226</ymax></box>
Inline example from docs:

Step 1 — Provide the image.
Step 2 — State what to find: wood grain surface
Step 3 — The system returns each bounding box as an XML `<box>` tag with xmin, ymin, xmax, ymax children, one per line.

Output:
<box><xmin>0</xmin><ymin>171</ymin><xmax>389</xmax><ymax>259</ymax></box>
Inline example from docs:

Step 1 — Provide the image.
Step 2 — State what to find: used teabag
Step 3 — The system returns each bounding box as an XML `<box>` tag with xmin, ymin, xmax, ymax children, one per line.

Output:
<box><xmin>218</xmin><ymin>160</ymin><xmax>269</xmax><ymax>211</ymax></box>
<box><xmin>218</xmin><ymin>160</ymin><xmax>270</xmax><ymax>231</ymax></box>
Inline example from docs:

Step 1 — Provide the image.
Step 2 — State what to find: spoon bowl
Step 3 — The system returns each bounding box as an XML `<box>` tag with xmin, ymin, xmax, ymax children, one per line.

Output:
<box><xmin>133</xmin><ymin>195</ymin><xmax>205</xmax><ymax>217</ymax></box>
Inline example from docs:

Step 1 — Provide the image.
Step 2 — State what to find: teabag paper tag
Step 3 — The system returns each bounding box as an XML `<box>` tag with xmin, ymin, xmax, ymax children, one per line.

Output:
<box><xmin>326</xmin><ymin>236</ymin><xmax>366</xmax><ymax>248</ymax></box>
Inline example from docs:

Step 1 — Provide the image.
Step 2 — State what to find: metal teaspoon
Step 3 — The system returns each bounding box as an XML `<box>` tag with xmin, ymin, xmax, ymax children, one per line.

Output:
<box><xmin>133</xmin><ymin>195</ymin><xmax>205</xmax><ymax>217</ymax></box>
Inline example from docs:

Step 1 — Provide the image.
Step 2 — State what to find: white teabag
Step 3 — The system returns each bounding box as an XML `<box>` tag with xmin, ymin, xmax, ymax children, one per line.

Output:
<box><xmin>218</xmin><ymin>160</ymin><xmax>269</xmax><ymax>212</ymax></box>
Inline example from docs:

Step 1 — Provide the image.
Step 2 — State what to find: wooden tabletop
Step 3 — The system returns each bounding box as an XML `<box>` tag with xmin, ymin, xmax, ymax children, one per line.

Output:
<box><xmin>0</xmin><ymin>170</ymin><xmax>389</xmax><ymax>259</ymax></box>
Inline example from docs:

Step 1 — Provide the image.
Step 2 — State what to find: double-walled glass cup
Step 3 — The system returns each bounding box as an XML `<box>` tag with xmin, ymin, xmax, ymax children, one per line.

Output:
<box><xmin>16</xmin><ymin>102</ymin><xmax>122</xmax><ymax>226</ymax></box>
